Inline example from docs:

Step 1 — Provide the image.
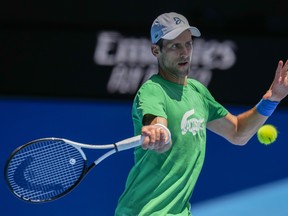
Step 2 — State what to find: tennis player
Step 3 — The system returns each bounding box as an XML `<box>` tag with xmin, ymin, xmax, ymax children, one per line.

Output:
<box><xmin>115</xmin><ymin>12</ymin><xmax>288</xmax><ymax>215</ymax></box>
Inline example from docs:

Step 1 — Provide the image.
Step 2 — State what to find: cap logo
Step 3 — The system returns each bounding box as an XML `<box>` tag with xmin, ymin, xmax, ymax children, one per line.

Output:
<box><xmin>173</xmin><ymin>17</ymin><xmax>184</xmax><ymax>25</ymax></box>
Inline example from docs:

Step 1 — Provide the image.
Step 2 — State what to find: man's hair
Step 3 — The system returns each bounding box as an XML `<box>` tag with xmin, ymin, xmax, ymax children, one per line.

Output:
<box><xmin>156</xmin><ymin>39</ymin><xmax>164</xmax><ymax>50</ymax></box>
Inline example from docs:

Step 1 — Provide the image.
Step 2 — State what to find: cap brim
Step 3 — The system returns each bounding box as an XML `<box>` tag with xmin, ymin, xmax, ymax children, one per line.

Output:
<box><xmin>162</xmin><ymin>26</ymin><xmax>201</xmax><ymax>40</ymax></box>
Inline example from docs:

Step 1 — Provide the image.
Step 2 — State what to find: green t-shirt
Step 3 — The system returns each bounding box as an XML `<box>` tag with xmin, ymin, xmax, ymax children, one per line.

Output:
<box><xmin>115</xmin><ymin>75</ymin><xmax>228</xmax><ymax>216</ymax></box>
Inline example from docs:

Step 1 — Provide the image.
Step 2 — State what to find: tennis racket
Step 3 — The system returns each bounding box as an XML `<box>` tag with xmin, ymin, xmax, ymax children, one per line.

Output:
<box><xmin>4</xmin><ymin>135</ymin><xmax>142</xmax><ymax>203</ymax></box>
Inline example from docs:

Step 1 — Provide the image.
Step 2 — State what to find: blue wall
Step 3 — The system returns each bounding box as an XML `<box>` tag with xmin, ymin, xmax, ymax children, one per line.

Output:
<box><xmin>1</xmin><ymin>98</ymin><xmax>288</xmax><ymax>215</ymax></box>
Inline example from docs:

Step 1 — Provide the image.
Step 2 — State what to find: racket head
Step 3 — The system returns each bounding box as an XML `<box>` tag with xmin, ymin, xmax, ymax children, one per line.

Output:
<box><xmin>4</xmin><ymin>138</ymin><xmax>87</xmax><ymax>203</ymax></box>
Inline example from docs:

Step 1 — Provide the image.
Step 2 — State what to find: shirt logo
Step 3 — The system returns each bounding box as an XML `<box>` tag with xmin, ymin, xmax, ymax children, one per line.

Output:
<box><xmin>181</xmin><ymin>109</ymin><xmax>204</xmax><ymax>135</ymax></box>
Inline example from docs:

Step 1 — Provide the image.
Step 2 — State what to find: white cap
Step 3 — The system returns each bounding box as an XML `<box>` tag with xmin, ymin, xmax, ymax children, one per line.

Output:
<box><xmin>151</xmin><ymin>12</ymin><xmax>201</xmax><ymax>44</ymax></box>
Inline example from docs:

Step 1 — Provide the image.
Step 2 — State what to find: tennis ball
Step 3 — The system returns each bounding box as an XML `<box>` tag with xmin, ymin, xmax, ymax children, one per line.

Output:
<box><xmin>257</xmin><ymin>124</ymin><xmax>278</xmax><ymax>145</ymax></box>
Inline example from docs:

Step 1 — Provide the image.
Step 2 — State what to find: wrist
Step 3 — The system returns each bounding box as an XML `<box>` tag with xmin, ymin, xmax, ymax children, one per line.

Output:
<box><xmin>256</xmin><ymin>99</ymin><xmax>279</xmax><ymax>116</ymax></box>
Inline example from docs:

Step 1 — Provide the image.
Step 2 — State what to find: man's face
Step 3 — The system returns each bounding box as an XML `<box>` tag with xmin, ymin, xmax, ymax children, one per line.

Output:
<box><xmin>158</xmin><ymin>30</ymin><xmax>193</xmax><ymax>78</ymax></box>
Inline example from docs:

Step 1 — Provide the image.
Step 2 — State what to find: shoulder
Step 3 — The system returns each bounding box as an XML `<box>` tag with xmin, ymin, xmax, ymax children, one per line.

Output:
<box><xmin>187</xmin><ymin>78</ymin><xmax>210</xmax><ymax>93</ymax></box>
<box><xmin>138</xmin><ymin>75</ymin><xmax>166</xmax><ymax>93</ymax></box>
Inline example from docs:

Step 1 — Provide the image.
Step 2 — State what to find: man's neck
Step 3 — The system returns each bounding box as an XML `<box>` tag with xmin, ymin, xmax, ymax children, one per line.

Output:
<box><xmin>159</xmin><ymin>69</ymin><xmax>187</xmax><ymax>85</ymax></box>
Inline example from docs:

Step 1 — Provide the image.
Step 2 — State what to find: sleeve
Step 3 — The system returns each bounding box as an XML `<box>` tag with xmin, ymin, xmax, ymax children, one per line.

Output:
<box><xmin>132</xmin><ymin>83</ymin><xmax>167</xmax><ymax>135</ymax></box>
<box><xmin>206</xmin><ymin>96</ymin><xmax>229</xmax><ymax>122</ymax></box>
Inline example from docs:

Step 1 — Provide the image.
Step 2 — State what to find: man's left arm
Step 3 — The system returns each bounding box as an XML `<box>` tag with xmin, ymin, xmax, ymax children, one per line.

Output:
<box><xmin>207</xmin><ymin>59</ymin><xmax>288</xmax><ymax>145</ymax></box>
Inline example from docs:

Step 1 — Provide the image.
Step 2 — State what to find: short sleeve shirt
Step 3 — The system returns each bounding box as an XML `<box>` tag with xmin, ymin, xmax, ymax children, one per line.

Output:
<box><xmin>115</xmin><ymin>74</ymin><xmax>228</xmax><ymax>216</ymax></box>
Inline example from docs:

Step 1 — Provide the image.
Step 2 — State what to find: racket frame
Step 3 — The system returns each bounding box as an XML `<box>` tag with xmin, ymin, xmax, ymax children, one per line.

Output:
<box><xmin>4</xmin><ymin>135</ymin><xmax>142</xmax><ymax>203</ymax></box>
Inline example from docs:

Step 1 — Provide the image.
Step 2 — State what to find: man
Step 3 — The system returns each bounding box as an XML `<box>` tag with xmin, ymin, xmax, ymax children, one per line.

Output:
<box><xmin>115</xmin><ymin>12</ymin><xmax>288</xmax><ymax>215</ymax></box>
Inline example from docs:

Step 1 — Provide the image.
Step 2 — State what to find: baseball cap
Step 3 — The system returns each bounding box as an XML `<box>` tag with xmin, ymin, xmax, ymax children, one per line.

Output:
<box><xmin>151</xmin><ymin>12</ymin><xmax>201</xmax><ymax>44</ymax></box>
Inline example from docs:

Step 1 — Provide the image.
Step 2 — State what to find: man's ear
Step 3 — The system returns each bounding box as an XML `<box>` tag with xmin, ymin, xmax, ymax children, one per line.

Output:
<box><xmin>151</xmin><ymin>45</ymin><xmax>160</xmax><ymax>57</ymax></box>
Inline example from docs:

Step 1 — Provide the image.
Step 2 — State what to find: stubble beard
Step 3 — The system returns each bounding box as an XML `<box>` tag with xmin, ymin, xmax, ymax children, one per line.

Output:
<box><xmin>160</xmin><ymin>59</ymin><xmax>190</xmax><ymax>79</ymax></box>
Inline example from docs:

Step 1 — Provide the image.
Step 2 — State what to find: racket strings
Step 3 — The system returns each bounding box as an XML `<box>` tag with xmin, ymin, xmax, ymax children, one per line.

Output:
<box><xmin>6</xmin><ymin>139</ymin><xmax>85</xmax><ymax>202</ymax></box>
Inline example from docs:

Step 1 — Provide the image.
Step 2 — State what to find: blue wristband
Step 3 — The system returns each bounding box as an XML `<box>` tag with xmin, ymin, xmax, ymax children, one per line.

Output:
<box><xmin>256</xmin><ymin>99</ymin><xmax>279</xmax><ymax>116</ymax></box>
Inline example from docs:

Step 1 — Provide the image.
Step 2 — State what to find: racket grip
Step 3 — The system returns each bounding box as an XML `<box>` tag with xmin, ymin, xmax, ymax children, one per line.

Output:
<box><xmin>115</xmin><ymin>135</ymin><xmax>142</xmax><ymax>151</ymax></box>
<box><xmin>115</xmin><ymin>124</ymin><xmax>171</xmax><ymax>151</ymax></box>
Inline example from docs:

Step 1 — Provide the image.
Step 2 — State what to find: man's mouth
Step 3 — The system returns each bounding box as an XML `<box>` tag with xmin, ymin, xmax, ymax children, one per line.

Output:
<box><xmin>178</xmin><ymin>62</ymin><xmax>188</xmax><ymax>66</ymax></box>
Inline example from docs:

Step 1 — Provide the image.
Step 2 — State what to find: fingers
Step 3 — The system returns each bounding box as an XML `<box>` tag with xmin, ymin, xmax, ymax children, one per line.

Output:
<box><xmin>283</xmin><ymin>59</ymin><xmax>288</xmax><ymax>71</ymax></box>
<box><xmin>264</xmin><ymin>59</ymin><xmax>288</xmax><ymax>101</ymax></box>
<box><xmin>273</xmin><ymin>59</ymin><xmax>288</xmax><ymax>88</ymax></box>
<box><xmin>277</xmin><ymin>60</ymin><xmax>288</xmax><ymax>82</ymax></box>
<box><xmin>284</xmin><ymin>60</ymin><xmax>288</xmax><ymax>77</ymax></box>
<box><xmin>141</xmin><ymin>124</ymin><xmax>171</xmax><ymax>153</ymax></box>
<box><xmin>272</xmin><ymin>60</ymin><xmax>283</xmax><ymax>86</ymax></box>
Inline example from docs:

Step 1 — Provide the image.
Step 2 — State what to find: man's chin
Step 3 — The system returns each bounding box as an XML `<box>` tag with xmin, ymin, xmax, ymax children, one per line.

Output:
<box><xmin>176</xmin><ymin>68</ymin><xmax>189</xmax><ymax>77</ymax></box>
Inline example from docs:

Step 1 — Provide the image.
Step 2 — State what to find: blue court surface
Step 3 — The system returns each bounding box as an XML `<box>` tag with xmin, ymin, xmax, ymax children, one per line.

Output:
<box><xmin>192</xmin><ymin>178</ymin><xmax>288</xmax><ymax>216</ymax></box>
<box><xmin>1</xmin><ymin>97</ymin><xmax>288</xmax><ymax>215</ymax></box>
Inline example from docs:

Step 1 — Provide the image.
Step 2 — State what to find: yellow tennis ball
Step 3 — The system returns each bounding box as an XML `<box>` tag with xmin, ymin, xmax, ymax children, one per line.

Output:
<box><xmin>257</xmin><ymin>124</ymin><xmax>278</xmax><ymax>145</ymax></box>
